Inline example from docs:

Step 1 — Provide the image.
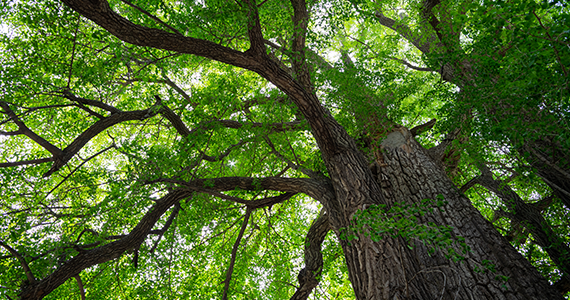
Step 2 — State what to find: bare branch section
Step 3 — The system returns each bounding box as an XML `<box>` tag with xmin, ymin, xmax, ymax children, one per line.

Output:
<box><xmin>0</xmin><ymin>157</ymin><xmax>54</xmax><ymax>168</ymax></box>
<box><xmin>373</xmin><ymin>11</ymin><xmax>437</xmax><ymax>55</ymax></box>
<box><xmin>291</xmin><ymin>212</ymin><xmax>330</xmax><ymax>300</ymax></box>
<box><xmin>0</xmin><ymin>241</ymin><xmax>36</xmax><ymax>284</ymax></box>
<box><xmin>44</xmin><ymin>103</ymin><xmax>162</xmax><ymax>177</ymax></box>
<box><xmin>410</xmin><ymin>118</ymin><xmax>436</xmax><ymax>136</ymax></box>
<box><xmin>60</xmin><ymin>0</ymin><xmax>257</xmax><ymax>69</ymax></box>
<box><xmin>475</xmin><ymin>163</ymin><xmax>570</xmax><ymax>279</ymax></box>
<box><xmin>152</xmin><ymin>176</ymin><xmax>333</xmax><ymax>204</ymax></box>
<box><xmin>222</xmin><ymin>208</ymin><xmax>251</xmax><ymax>300</ymax></box>
<box><xmin>290</xmin><ymin>0</ymin><xmax>312</xmax><ymax>91</ymax></box>
<box><xmin>62</xmin><ymin>91</ymin><xmax>122</xmax><ymax>114</ymax></box>
<box><xmin>242</xmin><ymin>0</ymin><xmax>266</xmax><ymax>56</ymax></box>
<box><xmin>18</xmin><ymin>189</ymin><xmax>193</xmax><ymax>300</ymax></box>
<box><xmin>74</xmin><ymin>275</ymin><xmax>86</xmax><ymax>300</ymax></box>
<box><xmin>62</xmin><ymin>0</ymin><xmax>344</xmax><ymax>159</ymax></box>
<box><xmin>0</xmin><ymin>101</ymin><xmax>63</xmax><ymax>157</ymax></box>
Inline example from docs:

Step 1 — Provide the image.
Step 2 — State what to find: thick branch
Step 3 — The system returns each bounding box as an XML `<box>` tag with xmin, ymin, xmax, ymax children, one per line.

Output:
<box><xmin>243</xmin><ymin>0</ymin><xmax>266</xmax><ymax>56</ymax></box>
<box><xmin>476</xmin><ymin>164</ymin><xmax>570</xmax><ymax>277</ymax></box>
<box><xmin>290</xmin><ymin>0</ymin><xmax>312</xmax><ymax>90</ymax></box>
<box><xmin>60</xmin><ymin>0</ymin><xmax>258</xmax><ymax>69</ymax></box>
<box><xmin>410</xmin><ymin>118</ymin><xmax>436</xmax><ymax>136</ymax></box>
<box><xmin>19</xmin><ymin>190</ymin><xmax>193</xmax><ymax>300</ymax></box>
<box><xmin>44</xmin><ymin>103</ymin><xmax>161</xmax><ymax>177</ymax></box>
<box><xmin>291</xmin><ymin>212</ymin><xmax>330</xmax><ymax>300</ymax></box>
<box><xmin>0</xmin><ymin>157</ymin><xmax>54</xmax><ymax>168</ymax></box>
<box><xmin>151</xmin><ymin>176</ymin><xmax>333</xmax><ymax>204</ymax></box>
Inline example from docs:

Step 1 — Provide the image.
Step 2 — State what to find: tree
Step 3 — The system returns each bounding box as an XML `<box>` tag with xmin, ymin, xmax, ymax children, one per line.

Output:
<box><xmin>0</xmin><ymin>0</ymin><xmax>568</xmax><ymax>299</ymax></box>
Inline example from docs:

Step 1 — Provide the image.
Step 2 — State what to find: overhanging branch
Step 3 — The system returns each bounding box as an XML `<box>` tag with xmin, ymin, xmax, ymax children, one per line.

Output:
<box><xmin>18</xmin><ymin>189</ymin><xmax>193</xmax><ymax>300</ymax></box>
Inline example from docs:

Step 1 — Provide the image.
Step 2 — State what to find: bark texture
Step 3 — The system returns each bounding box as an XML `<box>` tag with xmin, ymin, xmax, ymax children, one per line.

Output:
<box><xmin>334</xmin><ymin>128</ymin><xmax>564</xmax><ymax>299</ymax></box>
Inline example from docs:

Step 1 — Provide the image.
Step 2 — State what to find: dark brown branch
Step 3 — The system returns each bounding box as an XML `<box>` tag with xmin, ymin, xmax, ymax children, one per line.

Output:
<box><xmin>222</xmin><ymin>208</ymin><xmax>251</xmax><ymax>300</ymax></box>
<box><xmin>0</xmin><ymin>101</ymin><xmax>63</xmax><ymax>157</ymax></box>
<box><xmin>46</xmin><ymin>144</ymin><xmax>116</xmax><ymax>197</ymax></box>
<box><xmin>74</xmin><ymin>275</ymin><xmax>85</xmax><ymax>300</ymax></box>
<box><xmin>150</xmin><ymin>176</ymin><xmax>333</xmax><ymax>204</ymax></box>
<box><xmin>410</xmin><ymin>118</ymin><xmax>436</xmax><ymax>136</ymax></box>
<box><xmin>62</xmin><ymin>91</ymin><xmax>122</xmax><ymax>114</ymax></box>
<box><xmin>19</xmin><ymin>190</ymin><xmax>192</xmax><ymax>300</ymax></box>
<box><xmin>242</xmin><ymin>0</ymin><xmax>266</xmax><ymax>56</ymax></box>
<box><xmin>149</xmin><ymin>203</ymin><xmax>181</xmax><ymax>254</ymax></box>
<box><xmin>119</xmin><ymin>0</ymin><xmax>182</xmax><ymax>35</ymax></box>
<box><xmin>155</xmin><ymin>95</ymin><xmax>192</xmax><ymax>137</ymax></box>
<box><xmin>60</xmin><ymin>0</ymin><xmax>258</xmax><ymax>69</ymax></box>
<box><xmin>459</xmin><ymin>175</ymin><xmax>480</xmax><ymax>194</ymax></box>
<box><xmin>0</xmin><ymin>130</ymin><xmax>22</xmax><ymax>136</ymax></box>
<box><xmin>264</xmin><ymin>136</ymin><xmax>320</xmax><ymax>178</ymax></box>
<box><xmin>476</xmin><ymin>163</ymin><xmax>570</xmax><ymax>277</ymax></box>
<box><xmin>0</xmin><ymin>241</ymin><xmax>36</xmax><ymax>284</ymax></box>
<box><xmin>389</xmin><ymin>57</ymin><xmax>433</xmax><ymax>72</ymax></box>
<box><xmin>0</xmin><ymin>157</ymin><xmax>54</xmax><ymax>168</ymax></box>
<box><xmin>290</xmin><ymin>0</ymin><xmax>312</xmax><ymax>91</ymax></box>
<box><xmin>44</xmin><ymin>102</ymin><xmax>161</xmax><ymax>177</ymax></box>
<box><xmin>291</xmin><ymin>212</ymin><xmax>330</xmax><ymax>300</ymax></box>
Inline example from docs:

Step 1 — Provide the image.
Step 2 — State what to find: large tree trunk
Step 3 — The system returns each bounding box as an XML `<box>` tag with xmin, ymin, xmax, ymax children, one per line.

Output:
<box><xmin>325</xmin><ymin>128</ymin><xmax>563</xmax><ymax>299</ymax></box>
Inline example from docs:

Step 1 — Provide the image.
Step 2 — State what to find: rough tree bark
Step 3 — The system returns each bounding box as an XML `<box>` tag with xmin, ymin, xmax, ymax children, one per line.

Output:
<box><xmin>328</xmin><ymin>128</ymin><xmax>564</xmax><ymax>299</ymax></box>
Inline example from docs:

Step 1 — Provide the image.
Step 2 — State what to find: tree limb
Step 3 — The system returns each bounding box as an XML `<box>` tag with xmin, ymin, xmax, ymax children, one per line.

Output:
<box><xmin>291</xmin><ymin>212</ymin><xmax>330</xmax><ymax>300</ymax></box>
<box><xmin>44</xmin><ymin>101</ymin><xmax>162</xmax><ymax>177</ymax></box>
<box><xmin>222</xmin><ymin>208</ymin><xmax>251</xmax><ymax>300</ymax></box>
<box><xmin>150</xmin><ymin>176</ymin><xmax>333</xmax><ymax>204</ymax></box>
<box><xmin>0</xmin><ymin>101</ymin><xmax>63</xmax><ymax>158</ymax></box>
<box><xmin>74</xmin><ymin>275</ymin><xmax>85</xmax><ymax>300</ymax></box>
<box><xmin>18</xmin><ymin>189</ymin><xmax>193</xmax><ymax>300</ymax></box>
<box><xmin>0</xmin><ymin>158</ymin><xmax>54</xmax><ymax>168</ymax></box>
<box><xmin>0</xmin><ymin>241</ymin><xmax>36</xmax><ymax>284</ymax></box>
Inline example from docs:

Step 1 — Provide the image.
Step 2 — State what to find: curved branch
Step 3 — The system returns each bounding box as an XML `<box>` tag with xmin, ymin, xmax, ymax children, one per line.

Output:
<box><xmin>0</xmin><ymin>101</ymin><xmax>63</xmax><ymax>157</ymax></box>
<box><xmin>62</xmin><ymin>91</ymin><xmax>122</xmax><ymax>114</ymax></box>
<box><xmin>151</xmin><ymin>176</ymin><xmax>333</xmax><ymax>204</ymax></box>
<box><xmin>19</xmin><ymin>189</ymin><xmax>193</xmax><ymax>300</ymax></box>
<box><xmin>0</xmin><ymin>241</ymin><xmax>36</xmax><ymax>284</ymax></box>
<box><xmin>476</xmin><ymin>163</ymin><xmax>570</xmax><ymax>277</ymax></box>
<box><xmin>222</xmin><ymin>208</ymin><xmax>251</xmax><ymax>300</ymax></box>
<box><xmin>60</xmin><ymin>0</ymin><xmax>258</xmax><ymax>69</ymax></box>
<box><xmin>373</xmin><ymin>10</ymin><xmax>438</xmax><ymax>55</ymax></box>
<box><xmin>291</xmin><ymin>212</ymin><xmax>330</xmax><ymax>300</ymax></box>
<box><xmin>44</xmin><ymin>102</ymin><xmax>161</xmax><ymax>177</ymax></box>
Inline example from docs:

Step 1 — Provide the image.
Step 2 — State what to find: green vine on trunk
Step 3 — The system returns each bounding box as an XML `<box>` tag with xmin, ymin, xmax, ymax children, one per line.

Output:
<box><xmin>340</xmin><ymin>195</ymin><xmax>470</xmax><ymax>263</ymax></box>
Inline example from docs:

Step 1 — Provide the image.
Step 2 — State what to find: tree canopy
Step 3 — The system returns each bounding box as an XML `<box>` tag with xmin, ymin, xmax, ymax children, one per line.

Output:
<box><xmin>1</xmin><ymin>0</ymin><xmax>569</xmax><ymax>299</ymax></box>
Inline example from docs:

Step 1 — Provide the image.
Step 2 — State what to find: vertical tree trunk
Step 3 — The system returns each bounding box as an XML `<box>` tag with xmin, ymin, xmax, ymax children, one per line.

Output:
<box><xmin>326</xmin><ymin>128</ymin><xmax>563</xmax><ymax>299</ymax></box>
